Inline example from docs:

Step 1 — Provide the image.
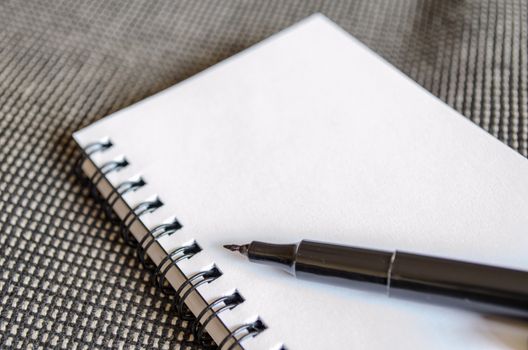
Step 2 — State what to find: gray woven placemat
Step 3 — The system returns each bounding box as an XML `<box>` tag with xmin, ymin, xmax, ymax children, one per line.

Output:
<box><xmin>0</xmin><ymin>1</ymin><xmax>526</xmax><ymax>349</ymax></box>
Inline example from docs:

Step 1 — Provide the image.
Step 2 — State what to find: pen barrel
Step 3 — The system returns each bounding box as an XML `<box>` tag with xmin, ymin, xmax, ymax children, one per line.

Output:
<box><xmin>294</xmin><ymin>240</ymin><xmax>393</xmax><ymax>293</ymax></box>
<box><xmin>389</xmin><ymin>252</ymin><xmax>528</xmax><ymax>318</ymax></box>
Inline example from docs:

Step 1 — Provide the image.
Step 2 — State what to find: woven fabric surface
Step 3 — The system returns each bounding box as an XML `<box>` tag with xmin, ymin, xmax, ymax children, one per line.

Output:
<box><xmin>0</xmin><ymin>0</ymin><xmax>526</xmax><ymax>349</ymax></box>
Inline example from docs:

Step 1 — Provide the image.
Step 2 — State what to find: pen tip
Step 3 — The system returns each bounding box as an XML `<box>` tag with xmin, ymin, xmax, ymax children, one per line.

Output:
<box><xmin>223</xmin><ymin>244</ymin><xmax>249</xmax><ymax>256</ymax></box>
<box><xmin>222</xmin><ymin>244</ymin><xmax>238</xmax><ymax>251</ymax></box>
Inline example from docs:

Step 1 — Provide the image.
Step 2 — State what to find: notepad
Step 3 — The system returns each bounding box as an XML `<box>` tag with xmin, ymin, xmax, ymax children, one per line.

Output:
<box><xmin>73</xmin><ymin>14</ymin><xmax>528</xmax><ymax>350</ymax></box>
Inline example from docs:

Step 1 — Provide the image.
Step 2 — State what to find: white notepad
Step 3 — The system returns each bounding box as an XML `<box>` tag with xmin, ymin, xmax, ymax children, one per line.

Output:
<box><xmin>73</xmin><ymin>14</ymin><xmax>528</xmax><ymax>350</ymax></box>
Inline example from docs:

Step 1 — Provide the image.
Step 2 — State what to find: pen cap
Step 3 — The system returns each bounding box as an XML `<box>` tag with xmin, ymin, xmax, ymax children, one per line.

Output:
<box><xmin>295</xmin><ymin>240</ymin><xmax>393</xmax><ymax>292</ymax></box>
<box><xmin>389</xmin><ymin>252</ymin><xmax>528</xmax><ymax>318</ymax></box>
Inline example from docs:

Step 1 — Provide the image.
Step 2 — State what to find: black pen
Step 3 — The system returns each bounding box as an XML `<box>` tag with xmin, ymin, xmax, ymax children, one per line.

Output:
<box><xmin>223</xmin><ymin>240</ymin><xmax>528</xmax><ymax>318</ymax></box>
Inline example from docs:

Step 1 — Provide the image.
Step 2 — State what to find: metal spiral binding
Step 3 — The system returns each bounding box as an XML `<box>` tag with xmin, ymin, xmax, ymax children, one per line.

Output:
<box><xmin>137</xmin><ymin>219</ymin><xmax>182</xmax><ymax>271</ymax></box>
<box><xmin>155</xmin><ymin>242</ymin><xmax>202</xmax><ymax>295</ymax></box>
<box><xmin>76</xmin><ymin>140</ymin><xmax>268</xmax><ymax>349</ymax></box>
<box><xmin>174</xmin><ymin>266</ymin><xmax>223</xmax><ymax>320</ymax></box>
<box><xmin>74</xmin><ymin>140</ymin><xmax>113</xmax><ymax>178</ymax></box>
<box><xmin>84</xmin><ymin>140</ymin><xmax>113</xmax><ymax>156</ymax></box>
<box><xmin>193</xmin><ymin>292</ymin><xmax>245</xmax><ymax>343</ymax></box>
<box><xmin>89</xmin><ymin>158</ymin><xmax>130</xmax><ymax>198</ymax></box>
<box><xmin>217</xmin><ymin>319</ymin><xmax>267</xmax><ymax>350</ymax></box>
<box><xmin>104</xmin><ymin>177</ymin><xmax>146</xmax><ymax>222</ymax></box>
<box><xmin>120</xmin><ymin>198</ymin><xmax>163</xmax><ymax>246</ymax></box>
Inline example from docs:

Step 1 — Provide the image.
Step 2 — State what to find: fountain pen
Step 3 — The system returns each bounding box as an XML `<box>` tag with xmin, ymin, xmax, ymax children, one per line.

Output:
<box><xmin>223</xmin><ymin>240</ymin><xmax>528</xmax><ymax>318</ymax></box>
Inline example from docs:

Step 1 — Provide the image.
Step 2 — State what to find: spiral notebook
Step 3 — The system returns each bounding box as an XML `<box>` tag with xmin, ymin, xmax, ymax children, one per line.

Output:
<box><xmin>73</xmin><ymin>14</ymin><xmax>528</xmax><ymax>350</ymax></box>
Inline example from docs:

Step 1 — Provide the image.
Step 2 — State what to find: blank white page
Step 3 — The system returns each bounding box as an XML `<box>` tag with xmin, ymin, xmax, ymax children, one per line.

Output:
<box><xmin>74</xmin><ymin>14</ymin><xmax>528</xmax><ymax>350</ymax></box>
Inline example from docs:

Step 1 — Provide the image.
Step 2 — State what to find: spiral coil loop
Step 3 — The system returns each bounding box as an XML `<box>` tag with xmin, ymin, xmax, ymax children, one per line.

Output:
<box><xmin>217</xmin><ymin>319</ymin><xmax>267</xmax><ymax>350</ymax></box>
<box><xmin>104</xmin><ymin>177</ymin><xmax>146</xmax><ymax>222</ymax></box>
<box><xmin>137</xmin><ymin>219</ymin><xmax>182</xmax><ymax>271</ymax></box>
<box><xmin>76</xmin><ymin>141</ymin><xmax>269</xmax><ymax>349</ymax></box>
<box><xmin>174</xmin><ymin>266</ymin><xmax>223</xmax><ymax>320</ymax></box>
<box><xmin>74</xmin><ymin>139</ymin><xmax>113</xmax><ymax>179</ymax></box>
<box><xmin>120</xmin><ymin>198</ymin><xmax>163</xmax><ymax>246</ymax></box>
<box><xmin>155</xmin><ymin>242</ymin><xmax>202</xmax><ymax>295</ymax></box>
<box><xmin>193</xmin><ymin>291</ymin><xmax>245</xmax><ymax>343</ymax></box>
<box><xmin>84</xmin><ymin>140</ymin><xmax>113</xmax><ymax>155</ymax></box>
<box><xmin>89</xmin><ymin>158</ymin><xmax>129</xmax><ymax>198</ymax></box>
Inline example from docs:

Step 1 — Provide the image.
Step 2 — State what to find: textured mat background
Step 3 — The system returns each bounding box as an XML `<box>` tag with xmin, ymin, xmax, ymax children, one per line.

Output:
<box><xmin>0</xmin><ymin>0</ymin><xmax>526</xmax><ymax>349</ymax></box>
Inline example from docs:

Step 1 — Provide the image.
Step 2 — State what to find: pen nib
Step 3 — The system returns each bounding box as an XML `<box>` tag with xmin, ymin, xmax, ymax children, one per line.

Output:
<box><xmin>223</xmin><ymin>244</ymin><xmax>249</xmax><ymax>256</ymax></box>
